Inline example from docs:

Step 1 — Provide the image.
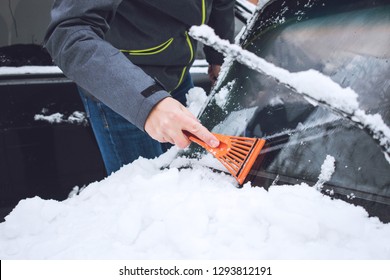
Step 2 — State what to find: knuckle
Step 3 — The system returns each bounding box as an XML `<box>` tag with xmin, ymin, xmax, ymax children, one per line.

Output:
<box><xmin>190</xmin><ymin>122</ymin><xmax>201</xmax><ymax>133</ymax></box>
<box><xmin>167</xmin><ymin>111</ymin><xmax>179</xmax><ymax>121</ymax></box>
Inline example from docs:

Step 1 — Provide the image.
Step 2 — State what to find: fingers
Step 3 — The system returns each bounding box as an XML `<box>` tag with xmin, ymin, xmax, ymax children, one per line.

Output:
<box><xmin>144</xmin><ymin>97</ymin><xmax>219</xmax><ymax>149</ymax></box>
<box><xmin>161</xmin><ymin>135</ymin><xmax>174</xmax><ymax>144</ymax></box>
<box><xmin>208</xmin><ymin>64</ymin><xmax>221</xmax><ymax>86</ymax></box>
<box><xmin>182</xmin><ymin>118</ymin><xmax>219</xmax><ymax>148</ymax></box>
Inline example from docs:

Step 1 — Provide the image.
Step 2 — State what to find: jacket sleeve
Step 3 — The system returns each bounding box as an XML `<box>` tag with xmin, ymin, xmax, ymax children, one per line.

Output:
<box><xmin>204</xmin><ymin>0</ymin><xmax>235</xmax><ymax>65</ymax></box>
<box><xmin>44</xmin><ymin>0</ymin><xmax>170</xmax><ymax>131</ymax></box>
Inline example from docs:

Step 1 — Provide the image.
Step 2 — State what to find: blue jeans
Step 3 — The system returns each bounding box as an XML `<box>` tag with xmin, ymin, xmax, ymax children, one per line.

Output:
<box><xmin>78</xmin><ymin>75</ymin><xmax>194</xmax><ymax>175</ymax></box>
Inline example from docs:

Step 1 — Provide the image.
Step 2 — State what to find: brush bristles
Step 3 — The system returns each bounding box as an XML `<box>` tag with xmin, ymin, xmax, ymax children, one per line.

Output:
<box><xmin>218</xmin><ymin>138</ymin><xmax>258</xmax><ymax>174</ymax></box>
<box><xmin>187</xmin><ymin>132</ymin><xmax>265</xmax><ymax>185</ymax></box>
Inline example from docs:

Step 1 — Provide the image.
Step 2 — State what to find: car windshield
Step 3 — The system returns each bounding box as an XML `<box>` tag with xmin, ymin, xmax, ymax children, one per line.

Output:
<box><xmin>186</xmin><ymin>0</ymin><xmax>390</xmax><ymax>221</ymax></box>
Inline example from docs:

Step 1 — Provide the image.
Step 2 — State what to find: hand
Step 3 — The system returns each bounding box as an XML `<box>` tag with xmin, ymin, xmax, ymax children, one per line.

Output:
<box><xmin>144</xmin><ymin>97</ymin><xmax>219</xmax><ymax>149</ymax></box>
<box><xmin>208</xmin><ymin>64</ymin><xmax>221</xmax><ymax>86</ymax></box>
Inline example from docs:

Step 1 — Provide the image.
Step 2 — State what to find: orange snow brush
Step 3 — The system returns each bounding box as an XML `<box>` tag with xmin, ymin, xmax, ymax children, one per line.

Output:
<box><xmin>185</xmin><ymin>132</ymin><xmax>266</xmax><ymax>185</ymax></box>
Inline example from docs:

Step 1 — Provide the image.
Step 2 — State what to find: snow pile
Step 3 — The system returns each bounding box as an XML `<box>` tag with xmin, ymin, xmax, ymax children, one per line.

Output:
<box><xmin>0</xmin><ymin>66</ymin><xmax>62</xmax><ymax>75</ymax></box>
<box><xmin>1</xmin><ymin>82</ymin><xmax>390</xmax><ymax>260</ymax></box>
<box><xmin>1</xmin><ymin>148</ymin><xmax>390</xmax><ymax>260</ymax></box>
<box><xmin>34</xmin><ymin>110</ymin><xmax>87</xmax><ymax>125</ymax></box>
<box><xmin>214</xmin><ymin>80</ymin><xmax>235</xmax><ymax>110</ymax></box>
<box><xmin>314</xmin><ymin>155</ymin><xmax>336</xmax><ymax>190</ymax></box>
<box><xmin>185</xmin><ymin>87</ymin><xmax>208</xmax><ymax>117</ymax></box>
<box><xmin>317</xmin><ymin>155</ymin><xmax>336</xmax><ymax>183</ymax></box>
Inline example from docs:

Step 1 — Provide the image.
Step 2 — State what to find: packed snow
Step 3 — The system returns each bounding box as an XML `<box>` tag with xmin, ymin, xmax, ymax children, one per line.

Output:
<box><xmin>1</xmin><ymin>10</ymin><xmax>390</xmax><ymax>260</ymax></box>
<box><xmin>34</xmin><ymin>110</ymin><xmax>87</xmax><ymax>125</ymax></box>
<box><xmin>1</xmin><ymin>145</ymin><xmax>390</xmax><ymax>259</ymax></box>
<box><xmin>0</xmin><ymin>66</ymin><xmax>62</xmax><ymax>75</ymax></box>
<box><xmin>214</xmin><ymin>80</ymin><xmax>235</xmax><ymax>110</ymax></box>
<box><xmin>314</xmin><ymin>155</ymin><xmax>336</xmax><ymax>190</ymax></box>
<box><xmin>1</xmin><ymin>86</ymin><xmax>390</xmax><ymax>260</ymax></box>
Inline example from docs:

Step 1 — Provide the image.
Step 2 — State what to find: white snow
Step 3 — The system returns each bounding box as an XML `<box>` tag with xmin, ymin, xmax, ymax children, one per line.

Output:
<box><xmin>34</xmin><ymin>111</ymin><xmax>87</xmax><ymax>125</ymax></box>
<box><xmin>314</xmin><ymin>155</ymin><xmax>336</xmax><ymax>190</ymax></box>
<box><xmin>185</xmin><ymin>87</ymin><xmax>208</xmax><ymax>117</ymax></box>
<box><xmin>34</xmin><ymin>112</ymin><xmax>64</xmax><ymax>124</ymax></box>
<box><xmin>0</xmin><ymin>66</ymin><xmax>62</xmax><ymax>75</ymax></box>
<box><xmin>214</xmin><ymin>80</ymin><xmax>235</xmax><ymax>110</ymax></box>
<box><xmin>0</xmin><ymin>63</ymin><xmax>208</xmax><ymax>75</ymax></box>
<box><xmin>1</xmin><ymin>147</ymin><xmax>390</xmax><ymax>260</ymax></box>
<box><xmin>317</xmin><ymin>155</ymin><xmax>336</xmax><ymax>183</ymax></box>
<box><xmin>1</xmin><ymin>88</ymin><xmax>390</xmax><ymax>260</ymax></box>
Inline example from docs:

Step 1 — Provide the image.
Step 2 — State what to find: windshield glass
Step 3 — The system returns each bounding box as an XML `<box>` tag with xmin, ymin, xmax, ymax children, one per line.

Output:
<box><xmin>187</xmin><ymin>0</ymin><xmax>390</xmax><ymax>220</ymax></box>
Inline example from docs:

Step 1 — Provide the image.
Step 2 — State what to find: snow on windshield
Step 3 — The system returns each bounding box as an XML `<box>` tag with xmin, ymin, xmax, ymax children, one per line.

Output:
<box><xmin>189</xmin><ymin>24</ymin><xmax>390</xmax><ymax>161</ymax></box>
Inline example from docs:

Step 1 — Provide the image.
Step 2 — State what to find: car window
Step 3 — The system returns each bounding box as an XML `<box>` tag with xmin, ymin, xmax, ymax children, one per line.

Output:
<box><xmin>187</xmin><ymin>0</ymin><xmax>390</xmax><ymax>220</ymax></box>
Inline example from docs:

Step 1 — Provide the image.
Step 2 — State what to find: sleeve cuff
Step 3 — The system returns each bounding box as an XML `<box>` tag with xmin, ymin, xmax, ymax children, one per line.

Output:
<box><xmin>134</xmin><ymin>90</ymin><xmax>171</xmax><ymax>131</ymax></box>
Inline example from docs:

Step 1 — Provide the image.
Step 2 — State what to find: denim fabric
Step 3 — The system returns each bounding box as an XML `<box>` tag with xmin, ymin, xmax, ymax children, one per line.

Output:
<box><xmin>78</xmin><ymin>74</ymin><xmax>194</xmax><ymax>175</ymax></box>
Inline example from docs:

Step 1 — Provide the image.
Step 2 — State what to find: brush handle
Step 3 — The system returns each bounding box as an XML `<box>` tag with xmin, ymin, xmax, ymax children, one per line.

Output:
<box><xmin>183</xmin><ymin>131</ymin><xmax>210</xmax><ymax>150</ymax></box>
<box><xmin>183</xmin><ymin>131</ymin><xmax>230</xmax><ymax>158</ymax></box>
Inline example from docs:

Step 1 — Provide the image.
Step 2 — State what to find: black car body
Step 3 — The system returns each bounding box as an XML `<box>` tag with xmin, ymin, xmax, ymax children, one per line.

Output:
<box><xmin>185</xmin><ymin>0</ymin><xmax>390</xmax><ymax>222</ymax></box>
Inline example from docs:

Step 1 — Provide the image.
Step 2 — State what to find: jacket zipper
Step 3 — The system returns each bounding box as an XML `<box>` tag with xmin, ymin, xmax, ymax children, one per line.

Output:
<box><xmin>174</xmin><ymin>0</ymin><xmax>205</xmax><ymax>90</ymax></box>
<box><xmin>173</xmin><ymin>31</ymin><xmax>195</xmax><ymax>90</ymax></box>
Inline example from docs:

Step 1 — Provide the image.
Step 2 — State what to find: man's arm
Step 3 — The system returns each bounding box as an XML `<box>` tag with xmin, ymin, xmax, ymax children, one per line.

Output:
<box><xmin>44</xmin><ymin>0</ymin><xmax>169</xmax><ymax>132</ymax></box>
<box><xmin>45</xmin><ymin>0</ymin><xmax>219</xmax><ymax>148</ymax></box>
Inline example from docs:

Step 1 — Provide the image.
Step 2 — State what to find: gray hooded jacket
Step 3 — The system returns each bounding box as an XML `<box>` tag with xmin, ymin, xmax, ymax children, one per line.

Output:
<box><xmin>44</xmin><ymin>0</ymin><xmax>234</xmax><ymax>131</ymax></box>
